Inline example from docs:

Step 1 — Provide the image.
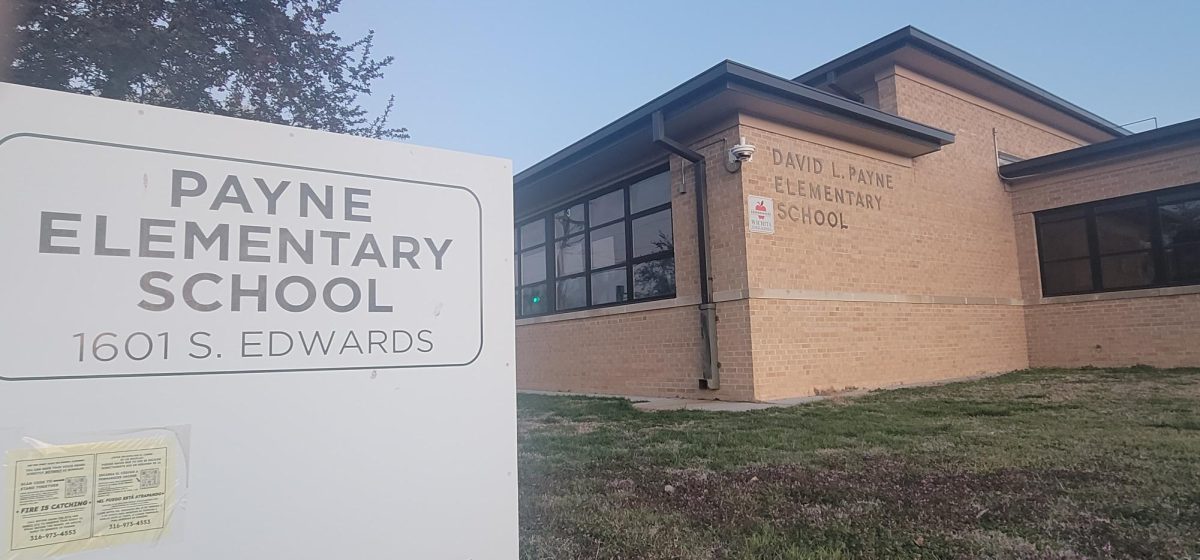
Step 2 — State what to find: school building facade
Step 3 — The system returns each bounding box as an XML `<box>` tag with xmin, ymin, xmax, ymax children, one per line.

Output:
<box><xmin>512</xmin><ymin>27</ymin><xmax>1200</xmax><ymax>402</ymax></box>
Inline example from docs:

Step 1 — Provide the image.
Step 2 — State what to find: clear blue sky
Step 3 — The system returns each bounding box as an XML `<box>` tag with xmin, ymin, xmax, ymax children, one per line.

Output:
<box><xmin>332</xmin><ymin>0</ymin><xmax>1199</xmax><ymax>172</ymax></box>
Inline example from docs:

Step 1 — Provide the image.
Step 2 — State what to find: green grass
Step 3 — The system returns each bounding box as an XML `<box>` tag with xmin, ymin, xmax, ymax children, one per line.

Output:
<box><xmin>517</xmin><ymin>367</ymin><xmax>1200</xmax><ymax>559</ymax></box>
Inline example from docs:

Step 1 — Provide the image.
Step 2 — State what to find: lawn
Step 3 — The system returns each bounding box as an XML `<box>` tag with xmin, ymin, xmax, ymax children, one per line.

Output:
<box><xmin>517</xmin><ymin>367</ymin><xmax>1200</xmax><ymax>559</ymax></box>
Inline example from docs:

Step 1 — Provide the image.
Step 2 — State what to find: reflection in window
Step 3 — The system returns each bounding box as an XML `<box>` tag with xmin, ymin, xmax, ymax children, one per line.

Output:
<box><xmin>518</xmin><ymin>220</ymin><xmax>544</xmax><ymax>249</ymax></box>
<box><xmin>1094</xmin><ymin>201</ymin><xmax>1151</xmax><ymax>253</ymax></box>
<box><xmin>629</xmin><ymin>172</ymin><xmax>671</xmax><ymax>214</ymax></box>
<box><xmin>588</xmin><ymin>189</ymin><xmax>624</xmax><ymax>226</ymax></box>
<box><xmin>1041</xmin><ymin>259</ymin><xmax>1093</xmax><ymax>295</ymax></box>
<box><xmin>1099</xmin><ymin>253</ymin><xmax>1154</xmax><ymax>289</ymax></box>
<box><xmin>590</xmin><ymin>268</ymin><xmax>628</xmax><ymax>305</ymax></box>
<box><xmin>589</xmin><ymin>222</ymin><xmax>626</xmax><ymax>269</ymax></box>
<box><xmin>556</xmin><ymin>277</ymin><xmax>586</xmax><ymax>310</ymax></box>
<box><xmin>633</xmin><ymin>257</ymin><xmax>675</xmax><ymax>299</ymax></box>
<box><xmin>519</xmin><ymin>284</ymin><xmax>549</xmax><ymax>316</ymax></box>
<box><xmin>632</xmin><ymin>209</ymin><xmax>673</xmax><ymax>258</ymax></box>
<box><xmin>514</xmin><ymin>169</ymin><xmax>674</xmax><ymax>317</ymax></box>
<box><xmin>555</xmin><ymin>235</ymin><xmax>585</xmax><ymax>277</ymax></box>
<box><xmin>1160</xmin><ymin>198</ymin><xmax>1200</xmax><ymax>282</ymax></box>
<box><xmin>1038</xmin><ymin>218</ymin><xmax>1089</xmax><ymax>261</ymax></box>
<box><xmin>519</xmin><ymin>248</ymin><xmax>546</xmax><ymax>285</ymax></box>
<box><xmin>554</xmin><ymin>204</ymin><xmax>585</xmax><ymax>238</ymax></box>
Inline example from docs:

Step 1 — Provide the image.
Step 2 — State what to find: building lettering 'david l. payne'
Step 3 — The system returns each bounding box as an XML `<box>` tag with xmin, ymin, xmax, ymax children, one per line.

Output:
<box><xmin>512</xmin><ymin>27</ymin><xmax>1200</xmax><ymax>402</ymax></box>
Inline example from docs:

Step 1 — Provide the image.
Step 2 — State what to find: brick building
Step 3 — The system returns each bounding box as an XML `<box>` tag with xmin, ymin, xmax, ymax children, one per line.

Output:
<box><xmin>512</xmin><ymin>27</ymin><xmax>1200</xmax><ymax>402</ymax></box>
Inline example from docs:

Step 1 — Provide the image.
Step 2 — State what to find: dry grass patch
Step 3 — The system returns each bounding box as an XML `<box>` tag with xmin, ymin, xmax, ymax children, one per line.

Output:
<box><xmin>518</xmin><ymin>367</ymin><xmax>1200</xmax><ymax>559</ymax></box>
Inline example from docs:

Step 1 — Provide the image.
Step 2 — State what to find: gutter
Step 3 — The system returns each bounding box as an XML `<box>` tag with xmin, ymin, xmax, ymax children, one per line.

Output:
<box><xmin>651</xmin><ymin>111</ymin><xmax>719</xmax><ymax>390</ymax></box>
<box><xmin>999</xmin><ymin>117</ymin><xmax>1200</xmax><ymax>181</ymax></box>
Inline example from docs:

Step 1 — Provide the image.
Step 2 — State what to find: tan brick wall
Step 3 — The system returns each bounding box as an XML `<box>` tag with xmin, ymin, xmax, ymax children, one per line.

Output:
<box><xmin>732</xmin><ymin>65</ymin><xmax>1095</xmax><ymax>399</ymax></box>
<box><xmin>516</xmin><ymin>303</ymin><xmax>703</xmax><ymax>397</ymax></box>
<box><xmin>748</xmin><ymin>299</ymin><xmax>1027</xmax><ymax>401</ymax></box>
<box><xmin>1009</xmin><ymin>144</ymin><xmax>1200</xmax><ymax>216</ymax></box>
<box><xmin>1025</xmin><ymin>294</ymin><xmax>1200</xmax><ymax>368</ymax></box>
<box><xmin>888</xmin><ymin>67</ymin><xmax>1088</xmax><ymax>299</ymax></box>
<box><xmin>1012</xmin><ymin>143</ymin><xmax>1200</xmax><ymax>368</ymax></box>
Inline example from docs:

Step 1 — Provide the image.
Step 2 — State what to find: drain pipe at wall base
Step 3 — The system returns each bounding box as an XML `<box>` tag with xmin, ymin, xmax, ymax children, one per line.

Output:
<box><xmin>651</xmin><ymin>111</ymin><xmax>720</xmax><ymax>390</ymax></box>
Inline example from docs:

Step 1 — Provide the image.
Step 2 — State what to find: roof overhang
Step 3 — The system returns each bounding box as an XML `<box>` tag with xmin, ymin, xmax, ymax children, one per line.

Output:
<box><xmin>1000</xmin><ymin>117</ymin><xmax>1200</xmax><ymax>181</ymax></box>
<box><xmin>514</xmin><ymin>60</ymin><xmax>953</xmax><ymax>213</ymax></box>
<box><xmin>795</xmin><ymin>26</ymin><xmax>1129</xmax><ymax>143</ymax></box>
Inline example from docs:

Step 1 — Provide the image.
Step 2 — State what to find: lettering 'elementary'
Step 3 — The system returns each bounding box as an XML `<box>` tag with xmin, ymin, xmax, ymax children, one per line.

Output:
<box><xmin>771</xmin><ymin>148</ymin><xmax>895</xmax><ymax>189</ymax></box>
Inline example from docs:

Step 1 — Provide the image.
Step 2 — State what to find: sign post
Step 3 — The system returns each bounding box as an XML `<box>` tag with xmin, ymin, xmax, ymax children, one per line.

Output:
<box><xmin>0</xmin><ymin>83</ymin><xmax>517</xmax><ymax>559</ymax></box>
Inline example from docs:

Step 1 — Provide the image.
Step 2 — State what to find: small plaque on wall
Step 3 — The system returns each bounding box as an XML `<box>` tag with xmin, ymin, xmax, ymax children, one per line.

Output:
<box><xmin>748</xmin><ymin>195</ymin><xmax>774</xmax><ymax>234</ymax></box>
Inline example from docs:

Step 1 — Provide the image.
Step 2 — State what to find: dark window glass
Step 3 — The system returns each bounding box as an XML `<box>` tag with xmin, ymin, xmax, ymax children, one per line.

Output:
<box><xmin>1036</xmin><ymin>184</ymin><xmax>1200</xmax><ymax>297</ymax></box>
<box><xmin>1160</xmin><ymin>199</ymin><xmax>1200</xmax><ymax>247</ymax></box>
<box><xmin>1165</xmin><ymin>245</ymin><xmax>1200</xmax><ymax>282</ymax></box>
<box><xmin>591</xmin><ymin>268</ymin><xmax>629</xmax><ymax>305</ymax></box>
<box><xmin>629</xmin><ymin>172</ymin><xmax>671</xmax><ymax>214</ymax></box>
<box><xmin>556</xmin><ymin>277</ymin><xmax>587</xmax><ymax>310</ymax></box>
<box><xmin>554</xmin><ymin>204</ymin><xmax>585</xmax><ymax>238</ymax></box>
<box><xmin>519</xmin><ymin>284</ymin><xmax>549</xmax><ymax>316</ymax></box>
<box><xmin>1100</xmin><ymin>252</ymin><xmax>1154</xmax><ymax>289</ymax></box>
<box><xmin>589</xmin><ymin>222</ymin><xmax>626</xmax><ymax>269</ymax></box>
<box><xmin>633</xmin><ymin>257</ymin><xmax>675</xmax><ymax>299</ymax></box>
<box><xmin>519</xmin><ymin>219</ymin><xmax>544</xmax><ymax>249</ymax></box>
<box><xmin>1095</xmin><ymin>202</ymin><xmax>1151</xmax><ymax>254</ymax></box>
<box><xmin>1039</xmin><ymin>218</ymin><xmax>1089</xmax><ymax>261</ymax></box>
<box><xmin>1042</xmin><ymin>259</ymin><xmax>1093</xmax><ymax>295</ymax></box>
<box><xmin>554</xmin><ymin>235</ymin><xmax>585</xmax><ymax>277</ymax></box>
<box><xmin>589</xmin><ymin>190</ymin><xmax>624</xmax><ymax>226</ymax></box>
<box><xmin>632</xmin><ymin>209</ymin><xmax>673</xmax><ymax>258</ymax></box>
<box><xmin>519</xmin><ymin>248</ymin><xmax>545</xmax><ymax>285</ymax></box>
<box><xmin>1160</xmin><ymin>194</ymin><xmax>1200</xmax><ymax>283</ymax></box>
<box><xmin>1091</xmin><ymin>201</ymin><xmax>1154</xmax><ymax>290</ymax></box>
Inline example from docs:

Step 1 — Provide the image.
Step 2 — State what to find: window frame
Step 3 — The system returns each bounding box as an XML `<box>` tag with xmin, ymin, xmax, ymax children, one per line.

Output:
<box><xmin>1035</xmin><ymin>182</ymin><xmax>1200</xmax><ymax>297</ymax></box>
<box><xmin>515</xmin><ymin>218</ymin><xmax>552</xmax><ymax>316</ymax></box>
<box><xmin>515</xmin><ymin>166</ymin><xmax>675</xmax><ymax>318</ymax></box>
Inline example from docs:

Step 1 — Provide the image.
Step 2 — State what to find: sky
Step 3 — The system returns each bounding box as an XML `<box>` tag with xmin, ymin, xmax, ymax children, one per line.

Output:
<box><xmin>331</xmin><ymin>0</ymin><xmax>1200</xmax><ymax>172</ymax></box>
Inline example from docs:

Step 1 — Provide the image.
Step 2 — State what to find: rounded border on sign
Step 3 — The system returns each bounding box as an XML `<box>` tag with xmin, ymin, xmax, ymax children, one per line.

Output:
<box><xmin>0</xmin><ymin>132</ymin><xmax>486</xmax><ymax>382</ymax></box>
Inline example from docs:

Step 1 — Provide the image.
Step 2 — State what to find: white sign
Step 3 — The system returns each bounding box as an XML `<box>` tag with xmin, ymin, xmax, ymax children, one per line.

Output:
<box><xmin>0</xmin><ymin>83</ymin><xmax>517</xmax><ymax>559</ymax></box>
<box><xmin>1</xmin><ymin>131</ymin><xmax>481</xmax><ymax>380</ymax></box>
<box><xmin>748</xmin><ymin>195</ymin><xmax>775</xmax><ymax>234</ymax></box>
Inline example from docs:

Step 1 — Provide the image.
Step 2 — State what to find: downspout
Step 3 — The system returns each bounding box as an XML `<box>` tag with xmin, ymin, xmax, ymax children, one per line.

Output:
<box><xmin>651</xmin><ymin>111</ymin><xmax>720</xmax><ymax>390</ymax></box>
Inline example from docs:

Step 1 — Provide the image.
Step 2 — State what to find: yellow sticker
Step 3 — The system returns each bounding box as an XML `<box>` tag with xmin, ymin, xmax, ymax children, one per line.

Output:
<box><xmin>5</xmin><ymin>438</ymin><xmax>173</xmax><ymax>559</ymax></box>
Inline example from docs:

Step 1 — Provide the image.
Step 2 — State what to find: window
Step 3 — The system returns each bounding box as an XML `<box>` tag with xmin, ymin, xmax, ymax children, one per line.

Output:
<box><xmin>1035</xmin><ymin>183</ymin><xmax>1200</xmax><ymax>296</ymax></box>
<box><xmin>514</xmin><ymin>168</ymin><xmax>674</xmax><ymax>317</ymax></box>
<box><xmin>1159</xmin><ymin>190</ymin><xmax>1200</xmax><ymax>283</ymax></box>
<box><xmin>515</xmin><ymin>219</ymin><xmax>550</xmax><ymax>316</ymax></box>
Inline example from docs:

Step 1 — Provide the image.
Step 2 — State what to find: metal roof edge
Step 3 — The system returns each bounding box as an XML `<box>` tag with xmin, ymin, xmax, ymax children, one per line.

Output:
<box><xmin>513</xmin><ymin>60</ymin><xmax>734</xmax><ymax>186</ymax></box>
<box><xmin>722</xmin><ymin>61</ymin><xmax>954</xmax><ymax>146</ymax></box>
<box><xmin>794</xmin><ymin>26</ymin><xmax>1131</xmax><ymax>138</ymax></box>
<box><xmin>515</xmin><ymin>59</ymin><xmax>953</xmax><ymax>187</ymax></box>
<box><xmin>999</xmin><ymin>117</ymin><xmax>1200</xmax><ymax>180</ymax></box>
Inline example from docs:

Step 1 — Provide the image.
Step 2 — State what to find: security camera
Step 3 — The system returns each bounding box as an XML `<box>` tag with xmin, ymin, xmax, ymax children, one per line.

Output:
<box><xmin>725</xmin><ymin>137</ymin><xmax>756</xmax><ymax>172</ymax></box>
<box><xmin>728</xmin><ymin>137</ymin><xmax>756</xmax><ymax>164</ymax></box>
